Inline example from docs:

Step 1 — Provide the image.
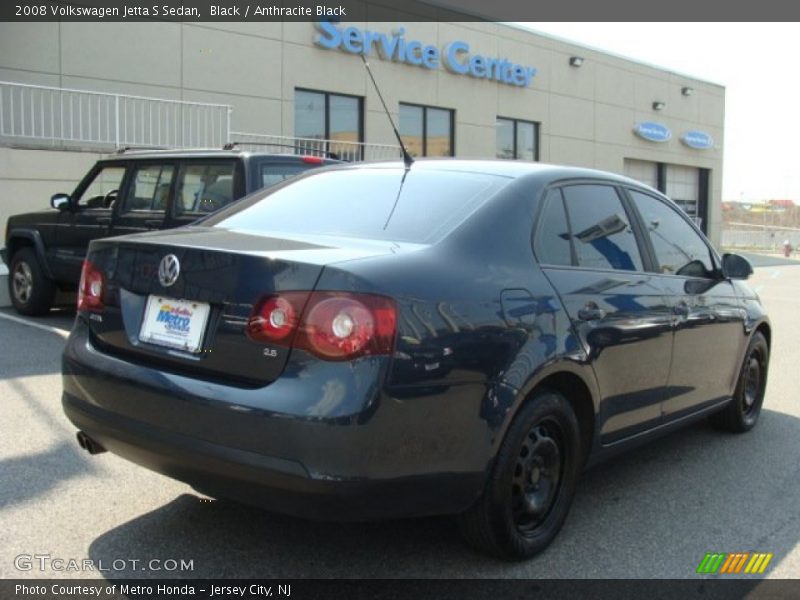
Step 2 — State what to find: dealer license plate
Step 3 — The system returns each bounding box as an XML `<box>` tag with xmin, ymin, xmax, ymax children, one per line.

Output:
<box><xmin>139</xmin><ymin>295</ymin><xmax>211</xmax><ymax>354</ymax></box>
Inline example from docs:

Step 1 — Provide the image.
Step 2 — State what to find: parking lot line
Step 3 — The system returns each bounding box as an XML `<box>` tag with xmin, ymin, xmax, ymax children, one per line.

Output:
<box><xmin>0</xmin><ymin>311</ymin><xmax>69</xmax><ymax>338</ymax></box>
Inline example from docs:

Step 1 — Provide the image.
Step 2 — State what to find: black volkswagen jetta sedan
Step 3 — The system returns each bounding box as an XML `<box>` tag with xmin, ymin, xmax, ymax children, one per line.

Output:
<box><xmin>62</xmin><ymin>160</ymin><xmax>770</xmax><ymax>559</ymax></box>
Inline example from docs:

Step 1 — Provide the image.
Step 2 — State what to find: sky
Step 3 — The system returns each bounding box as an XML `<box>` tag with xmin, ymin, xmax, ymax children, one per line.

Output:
<box><xmin>516</xmin><ymin>23</ymin><xmax>800</xmax><ymax>202</ymax></box>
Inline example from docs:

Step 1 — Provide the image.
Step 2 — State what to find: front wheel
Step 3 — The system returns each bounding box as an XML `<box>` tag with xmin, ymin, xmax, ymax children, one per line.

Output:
<box><xmin>9</xmin><ymin>247</ymin><xmax>56</xmax><ymax>316</ymax></box>
<box><xmin>458</xmin><ymin>390</ymin><xmax>581</xmax><ymax>560</ymax></box>
<box><xmin>711</xmin><ymin>332</ymin><xmax>769</xmax><ymax>433</ymax></box>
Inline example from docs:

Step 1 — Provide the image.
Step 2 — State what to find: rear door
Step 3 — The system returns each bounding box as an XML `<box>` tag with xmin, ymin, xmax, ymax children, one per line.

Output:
<box><xmin>168</xmin><ymin>158</ymin><xmax>243</xmax><ymax>228</ymax></box>
<box><xmin>625</xmin><ymin>189</ymin><xmax>747</xmax><ymax>418</ymax></box>
<box><xmin>535</xmin><ymin>183</ymin><xmax>674</xmax><ymax>444</ymax></box>
<box><xmin>110</xmin><ymin>161</ymin><xmax>175</xmax><ymax>237</ymax></box>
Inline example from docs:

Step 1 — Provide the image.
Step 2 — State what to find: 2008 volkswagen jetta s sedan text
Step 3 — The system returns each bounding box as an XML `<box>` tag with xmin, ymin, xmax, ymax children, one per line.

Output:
<box><xmin>61</xmin><ymin>160</ymin><xmax>770</xmax><ymax>559</ymax></box>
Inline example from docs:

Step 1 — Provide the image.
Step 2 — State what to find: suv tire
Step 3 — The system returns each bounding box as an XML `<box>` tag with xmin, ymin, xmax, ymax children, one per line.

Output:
<box><xmin>9</xmin><ymin>247</ymin><xmax>56</xmax><ymax>316</ymax></box>
<box><xmin>458</xmin><ymin>389</ymin><xmax>581</xmax><ymax>560</ymax></box>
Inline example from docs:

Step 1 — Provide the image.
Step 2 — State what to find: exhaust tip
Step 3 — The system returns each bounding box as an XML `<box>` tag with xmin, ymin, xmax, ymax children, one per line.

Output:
<box><xmin>76</xmin><ymin>431</ymin><xmax>107</xmax><ymax>455</ymax></box>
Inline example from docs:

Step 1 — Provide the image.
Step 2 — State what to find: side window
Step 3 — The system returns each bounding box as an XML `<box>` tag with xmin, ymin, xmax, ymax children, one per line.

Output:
<box><xmin>534</xmin><ymin>189</ymin><xmax>572</xmax><ymax>266</ymax></box>
<box><xmin>629</xmin><ymin>190</ymin><xmax>715</xmax><ymax>278</ymax></box>
<box><xmin>562</xmin><ymin>185</ymin><xmax>643</xmax><ymax>272</ymax></box>
<box><xmin>177</xmin><ymin>162</ymin><xmax>236</xmax><ymax>214</ymax></box>
<box><xmin>121</xmin><ymin>164</ymin><xmax>174</xmax><ymax>213</ymax></box>
<box><xmin>260</xmin><ymin>164</ymin><xmax>309</xmax><ymax>189</ymax></box>
<box><xmin>75</xmin><ymin>166</ymin><xmax>126</xmax><ymax>209</ymax></box>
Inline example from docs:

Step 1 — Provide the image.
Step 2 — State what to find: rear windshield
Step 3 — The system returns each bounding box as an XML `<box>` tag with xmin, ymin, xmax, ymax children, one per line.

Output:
<box><xmin>206</xmin><ymin>168</ymin><xmax>509</xmax><ymax>244</ymax></box>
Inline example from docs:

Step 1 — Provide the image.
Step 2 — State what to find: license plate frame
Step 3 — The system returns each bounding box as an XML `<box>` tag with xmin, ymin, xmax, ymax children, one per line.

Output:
<box><xmin>138</xmin><ymin>295</ymin><xmax>211</xmax><ymax>354</ymax></box>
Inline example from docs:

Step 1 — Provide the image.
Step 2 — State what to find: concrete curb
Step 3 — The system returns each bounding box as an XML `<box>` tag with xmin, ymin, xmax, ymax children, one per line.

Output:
<box><xmin>0</xmin><ymin>264</ymin><xmax>9</xmax><ymax>308</ymax></box>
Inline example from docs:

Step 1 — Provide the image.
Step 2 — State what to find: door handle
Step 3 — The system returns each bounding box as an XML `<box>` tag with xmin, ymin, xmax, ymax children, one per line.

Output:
<box><xmin>96</xmin><ymin>217</ymin><xmax>111</xmax><ymax>225</ymax></box>
<box><xmin>577</xmin><ymin>304</ymin><xmax>607</xmax><ymax>321</ymax></box>
<box><xmin>144</xmin><ymin>219</ymin><xmax>163</xmax><ymax>228</ymax></box>
<box><xmin>672</xmin><ymin>302</ymin><xmax>690</xmax><ymax>317</ymax></box>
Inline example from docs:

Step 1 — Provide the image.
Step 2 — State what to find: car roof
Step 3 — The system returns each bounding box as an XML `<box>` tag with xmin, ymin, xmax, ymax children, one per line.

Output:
<box><xmin>333</xmin><ymin>158</ymin><xmax>651</xmax><ymax>189</ymax></box>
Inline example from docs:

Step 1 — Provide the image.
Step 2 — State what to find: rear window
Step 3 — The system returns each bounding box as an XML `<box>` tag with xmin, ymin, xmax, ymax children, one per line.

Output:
<box><xmin>207</xmin><ymin>168</ymin><xmax>509</xmax><ymax>244</ymax></box>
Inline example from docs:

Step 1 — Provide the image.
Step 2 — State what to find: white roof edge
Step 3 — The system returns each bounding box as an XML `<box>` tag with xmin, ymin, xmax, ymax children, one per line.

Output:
<box><xmin>501</xmin><ymin>22</ymin><xmax>726</xmax><ymax>89</ymax></box>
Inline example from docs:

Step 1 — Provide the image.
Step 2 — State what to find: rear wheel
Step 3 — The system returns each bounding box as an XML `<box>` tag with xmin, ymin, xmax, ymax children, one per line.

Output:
<box><xmin>711</xmin><ymin>332</ymin><xmax>769</xmax><ymax>432</ymax></box>
<box><xmin>458</xmin><ymin>390</ymin><xmax>581</xmax><ymax>560</ymax></box>
<box><xmin>9</xmin><ymin>247</ymin><xmax>55</xmax><ymax>316</ymax></box>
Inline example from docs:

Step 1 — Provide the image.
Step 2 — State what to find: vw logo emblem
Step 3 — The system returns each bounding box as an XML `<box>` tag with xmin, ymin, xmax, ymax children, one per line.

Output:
<box><xmin>158</xmin><ymin>254</ymin><xmax>180</xmax><ymax>287</ymax></box>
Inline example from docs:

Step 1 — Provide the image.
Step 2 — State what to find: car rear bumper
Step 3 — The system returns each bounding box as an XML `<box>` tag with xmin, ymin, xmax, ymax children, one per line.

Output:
<box><xmin>63</xmin><ymin>392</ymin><xmax>482</xmax><ymax>520</ymax></box>
<box><xmin>62</xmin><ymin>318</ymin><xmax>489</xmax><ymax>521</ymax></box>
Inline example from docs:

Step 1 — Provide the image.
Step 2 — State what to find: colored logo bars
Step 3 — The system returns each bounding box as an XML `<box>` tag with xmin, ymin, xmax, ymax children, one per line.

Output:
<box><xmin>696</xmin><ymin>552</ymin><xmax>773</xmax><ymax>575</ymax></box>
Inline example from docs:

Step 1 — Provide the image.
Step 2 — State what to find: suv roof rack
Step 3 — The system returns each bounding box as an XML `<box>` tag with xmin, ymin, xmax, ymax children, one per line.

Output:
<box><xmin>116</xmin><ymin>146</ymin><xmax>238</xmax><ymax>155</ymax></box>
<box><xmin>116</xmin><ymin>145</ymin><xmax>171</xmax><ymax>154</ymax></box>
<box><xmin>223</xmin><ymin>141</ymin><xmax>342</xmax><ymax>161</ymax></box>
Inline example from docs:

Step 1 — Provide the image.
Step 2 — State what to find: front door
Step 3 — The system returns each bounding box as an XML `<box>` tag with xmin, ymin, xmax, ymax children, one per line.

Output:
<box><xmin>53</xmin><ymin>163</ymin><xmax>126</xmax><ymax>282</ymax></box>
<box><xmin>626</xmin><ymin>189</ymin><xmax>747</xmax><ymax>419</ymax></box>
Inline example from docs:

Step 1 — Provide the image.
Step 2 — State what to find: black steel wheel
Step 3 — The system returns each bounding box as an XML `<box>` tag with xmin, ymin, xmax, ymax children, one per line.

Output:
<box><xmin>511</xmin><ymin>420</ymin><xmax>563</xmax><ymax>534</ymax></box>
<box><xmin>711</xmin><ymin>331</ymin><xmax>769</xmax><ymax>433</ymax></box>
<box><xmin>9</xmin><ymin>247</ymin><xmax>56</xmax><ymax>316</ymax></box>
<box><xmin>458</xmin><ymin>389</ymin><xmax>581</xmax><ymax>560</ymax></box>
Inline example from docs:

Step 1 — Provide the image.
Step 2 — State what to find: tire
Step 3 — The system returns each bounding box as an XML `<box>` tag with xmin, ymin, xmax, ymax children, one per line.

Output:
<box><xmin>458</xmin><ymin>389</ymin><xmax>581</xmax><ymax>560</ymax></box>
<box><xmin>711</xmin><ymin>332</ymin><xmax>769</xmax><ymax>433</ymax></box>
<box><xmin>8</xmin><ymin>247</ymin><xmax>56</xmax><ymax>316</ymax></box>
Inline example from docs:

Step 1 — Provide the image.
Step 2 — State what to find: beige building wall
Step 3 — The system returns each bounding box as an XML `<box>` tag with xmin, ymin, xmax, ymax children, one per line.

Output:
<box><xmin>0</xmin><ymin>21</ymin><xmax>725</xmax><ymax>244</ymax></box>
<box><xmin>0</xmin><ymin>147</ymin><xmax>102</xmax><ymax>230</ymax></box>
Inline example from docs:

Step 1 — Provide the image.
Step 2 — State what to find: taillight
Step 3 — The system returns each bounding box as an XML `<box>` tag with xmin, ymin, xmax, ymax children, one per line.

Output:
<box><xmin>77</xmin><ymin>260</ymin><xmax>104</xmax><ymax>312</ymax></box>
<box><xmin>245</xmin><ymin>292</ymin><xmax>307</xmax><ymax>343</ymax></box>
<box><xmin>297</xmin><ymin>293</ymin><xmax>396</xmax><ymax>360</ymax></box>
<box><xmin>246</xmin><ymin>291</ymin><xmax>396</xmax><ymax>361</ymax></box>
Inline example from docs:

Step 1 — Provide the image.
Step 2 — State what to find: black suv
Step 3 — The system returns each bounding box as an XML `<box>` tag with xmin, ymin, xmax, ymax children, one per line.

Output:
<box><xmin>2</xmin><ymin>149</ymin><xmax>338</xmax><ymax>315</ymax></box>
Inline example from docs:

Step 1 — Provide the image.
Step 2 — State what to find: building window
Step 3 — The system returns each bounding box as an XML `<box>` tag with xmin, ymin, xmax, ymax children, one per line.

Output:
<box><xmin>294</xmin><ymin>89</ymin><xmax>363</xmax><ymax>159</ymax></box>
<box><xmin>496</xmin><ymin>117</ymin><xmax>539</xmax><ymax>160</ymax></box>
<box><xmin>399</xmin><ymin>103</ymin><xmax>454</xmax><ymax>157</ymax></box>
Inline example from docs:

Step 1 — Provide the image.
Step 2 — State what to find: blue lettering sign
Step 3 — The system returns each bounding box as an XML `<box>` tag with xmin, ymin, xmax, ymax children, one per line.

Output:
<box><xmin>314</xmin><ymin>22</ymin><xmax>536</xmax><ymax>88</ymax></box>
<box><xmin>442</xmin><ymin>41</ymin><xmax>469</xmax><ymax>75</ymax></box>
<box><xmin>633</xmin><ymin>122</ymin><xmax>672</xmax><ymax>143</ymax></box>
<box><xmin>681</xmin><ymin>130</ymin><xmax>714</xmax><ymax>150</ymax></box>
<box><xmin>314</xmin><ymin>20</ymin><xmax>341</xmax><ymax>49</ymax></box>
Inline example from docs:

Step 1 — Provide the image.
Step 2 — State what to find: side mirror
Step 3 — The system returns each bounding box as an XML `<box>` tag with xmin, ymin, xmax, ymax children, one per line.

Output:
<box><xmin>50</xmin><ymin>193</ymin><xmax>71</xmax><ymax>210</ymax></box>
<box><xmin>722</xmin><ymin>253</ymin><xmax>754</xmax><ymax>280</ymax></box>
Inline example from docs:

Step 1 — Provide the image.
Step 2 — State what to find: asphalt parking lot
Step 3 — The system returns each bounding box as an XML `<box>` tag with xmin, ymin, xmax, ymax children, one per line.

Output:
<box><xmin>0</xmin><ymin>259</ymin><xmax>798</xmax><ymax>579</ymax></box>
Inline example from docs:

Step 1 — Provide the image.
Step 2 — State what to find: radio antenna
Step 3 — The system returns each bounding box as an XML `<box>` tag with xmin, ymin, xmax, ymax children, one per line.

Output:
<box><xmin>360</xmin><ymin>53</ymin><xmax>414</xmax><ymax>169</ymax></box>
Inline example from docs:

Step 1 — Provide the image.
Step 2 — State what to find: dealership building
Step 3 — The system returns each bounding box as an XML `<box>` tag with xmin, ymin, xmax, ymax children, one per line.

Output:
<box><xmin>0</xmin><ymin>20</ymin><xmax>725</xmax><ymax>243</ymax></box>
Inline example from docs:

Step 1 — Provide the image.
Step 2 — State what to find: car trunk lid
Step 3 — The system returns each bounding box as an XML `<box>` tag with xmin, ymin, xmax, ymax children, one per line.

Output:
<box><xmin>84</xmin><ymin>226</ymin><xmax>403</xmax><ymax>386</ymax></box>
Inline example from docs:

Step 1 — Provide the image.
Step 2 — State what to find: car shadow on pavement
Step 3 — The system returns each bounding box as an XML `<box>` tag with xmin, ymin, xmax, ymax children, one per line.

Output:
<box><xmin>0</xmin><ymin>441</ymin><xmax>91</xmax><ymax>511</ymax></box>
<box><xmin>0</xmin><ymin>308</ymin><xmax>74</xmax><ymax>379</ymax></box>
<box><xmin>86</xmin><ymin>409</ymin><xmax>800</xmax><ymax>578</ymax></box>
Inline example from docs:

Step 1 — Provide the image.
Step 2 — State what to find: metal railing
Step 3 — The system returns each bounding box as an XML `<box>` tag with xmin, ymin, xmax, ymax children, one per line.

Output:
<box><xmin>0</xmin><ymin>81</ymin><xmax>231</xmax><ymax>150</ymax></box>
<box><xmin>722</xmin><ymin>225</ymin><xmax>800</xmax><ymax>250</ymax></box>
<box><xmin>0</xmin><ymin>81</ymin><xmax>402</xmax><ymax>161</ymax></box>
<box><xmin>229</xmin><ymin>131</ymin><xmax>401</xmax><ymax>162</ymax></box>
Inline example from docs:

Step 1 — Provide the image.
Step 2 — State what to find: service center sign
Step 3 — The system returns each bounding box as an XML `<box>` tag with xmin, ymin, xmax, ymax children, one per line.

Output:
<box><xmin>633</xmin><ymin>122</ymin><xmax>672</xmax><ymax>143</ymax></box>
<box><xmin>314</xmin><ymin>22</ymin><xmax>538</xmax><ymax>88</ymax></box>
<box><xmin>681</xmin><ymin>130</ymin><xmax>715</xmax><ymax>150</ymax></box>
